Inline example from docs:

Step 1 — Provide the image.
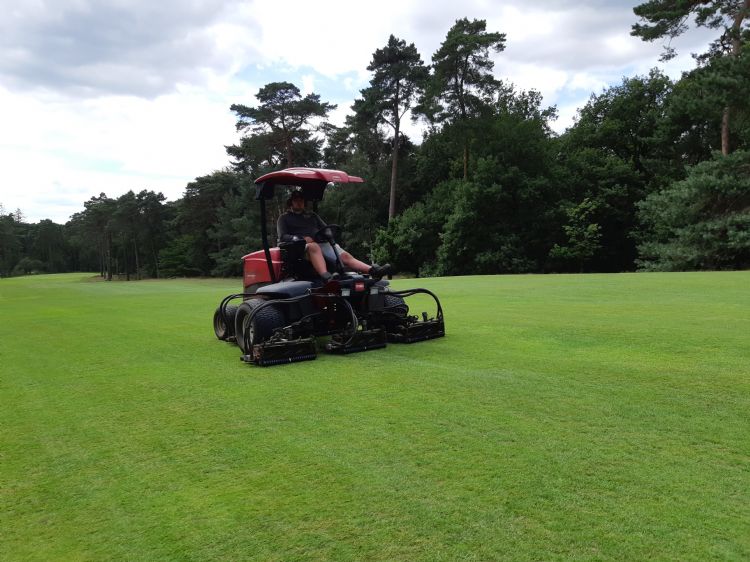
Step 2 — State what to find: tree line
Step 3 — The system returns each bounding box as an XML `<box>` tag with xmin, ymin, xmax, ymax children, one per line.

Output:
<box><xmin>2</xmin><ymin>3</ymin><xmax>748</xmax><ymax>279</ymax></box>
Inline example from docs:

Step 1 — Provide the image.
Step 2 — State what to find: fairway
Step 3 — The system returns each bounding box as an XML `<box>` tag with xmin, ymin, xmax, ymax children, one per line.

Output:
<box><xmin>1</xmin><ymin>272</ymin><xmax>749</xmax><ymax>561</ymax></box>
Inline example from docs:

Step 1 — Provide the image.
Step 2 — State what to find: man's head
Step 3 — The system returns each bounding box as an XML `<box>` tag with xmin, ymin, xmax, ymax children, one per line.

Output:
<box><xmin>289</xmin><ymin>190</ymin><xmax>305</xmax><ymax>213</ymax></box>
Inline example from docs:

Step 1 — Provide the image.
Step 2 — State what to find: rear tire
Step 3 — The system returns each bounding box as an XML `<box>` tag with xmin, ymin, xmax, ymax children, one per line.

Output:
<box><xmin>380</xmin><ymin>294</ymin><xmax>409</xmax><ymax>333</ymax></box>
<box><xmin>384</xmin><ymin>295</ymin><xmax>408</xmax><ymax>317</ymax></box>
<box><xmin>213</xmin><ymin>304</ymin><xmax>238</xmax><ymax>341</ymax></box>
<box><xmin>235</xmin><ymin>300</ymin><xmax>286</xmax><ymax>353</ymax></box>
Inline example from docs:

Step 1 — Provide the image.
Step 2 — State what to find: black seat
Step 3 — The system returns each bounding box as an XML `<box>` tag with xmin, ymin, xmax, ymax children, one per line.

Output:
<box><xmin>279</xmin><ymin>239</ymin><xmax>339</xmax><ymax>280</ymax></box>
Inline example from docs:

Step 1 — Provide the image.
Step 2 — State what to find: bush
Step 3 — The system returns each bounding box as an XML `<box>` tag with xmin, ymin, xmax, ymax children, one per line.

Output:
<box><xmin>637</xmin><ymin>150</ymin><xmax>750</xmax><ymax>271</ymax></box>
<box><xmin>11</xmin><ymin>257</ymin><xmax>46</xmax><ymax>276</ymax></box>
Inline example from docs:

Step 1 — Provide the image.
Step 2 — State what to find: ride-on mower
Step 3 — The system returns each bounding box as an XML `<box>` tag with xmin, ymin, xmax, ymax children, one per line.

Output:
<box><xmin>212</xmin><ymin>168</ymin><xmax>445</xmax><ymax>366</ymax></box>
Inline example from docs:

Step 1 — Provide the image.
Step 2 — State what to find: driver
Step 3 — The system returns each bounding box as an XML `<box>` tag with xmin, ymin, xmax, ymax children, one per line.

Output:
<box><xmin>277</xmin><ymin>190</ymin><xmax>391</xmax><ymax>281</ymax></box>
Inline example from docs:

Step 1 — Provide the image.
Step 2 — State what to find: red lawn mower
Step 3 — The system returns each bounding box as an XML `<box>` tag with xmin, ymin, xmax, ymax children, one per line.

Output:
<box><xmin>212</xmin><ymin>168</ymin><xmax>445</xmax><ymax>366</ymax></box>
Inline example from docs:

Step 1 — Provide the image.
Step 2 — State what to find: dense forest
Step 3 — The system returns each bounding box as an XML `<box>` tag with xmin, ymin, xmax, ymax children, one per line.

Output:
<box><xmin>2</xmin><ymin>4</ymin><xmax>749</xmax><ymax>279</ymax></box>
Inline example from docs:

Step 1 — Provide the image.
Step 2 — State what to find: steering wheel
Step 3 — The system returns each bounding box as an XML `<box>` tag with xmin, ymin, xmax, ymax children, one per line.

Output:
<box><xmin>313</xmin><ymin>224</ymin><xmax>342</xmax><ymax>244</ymax></box>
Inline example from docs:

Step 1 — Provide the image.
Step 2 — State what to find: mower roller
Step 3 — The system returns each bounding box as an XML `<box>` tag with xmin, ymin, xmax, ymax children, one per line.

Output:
<box><xmin>212</xmin><ymin>168</ymin><xmax>445</xmax><ymax>366</ymax></box>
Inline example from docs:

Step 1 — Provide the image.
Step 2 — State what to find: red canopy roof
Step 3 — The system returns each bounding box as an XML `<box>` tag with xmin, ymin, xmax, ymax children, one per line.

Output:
<box><xmin>254</xmin><ymin>168</ymin><xmax>364</xmax><ymax>186</ymax></box>
<box><xmin>253</xmin><ymin>167</ymin><xmax>364</xmax><ymax>201</ymax></box>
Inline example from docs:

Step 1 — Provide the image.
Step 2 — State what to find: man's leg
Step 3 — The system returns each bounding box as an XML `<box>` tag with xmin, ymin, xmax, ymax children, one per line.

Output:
<box><xmin>339</xmin><ymin>251</ymin><xmax>371</xmax><ymax>274</ymax></box>
<box><xmin>326</xmin><ymin>246</ymin><xmax>392</xmax><ymax>278</ymax></box>
<box><xmin>306</xmin><ymin>242</ymin><xmax>329</xmax><ymax>276</ymax></box>
<box><xmin>340</xmin><ymin>251</ymin><xmax>392</xmax><ymax>277</ymax></box>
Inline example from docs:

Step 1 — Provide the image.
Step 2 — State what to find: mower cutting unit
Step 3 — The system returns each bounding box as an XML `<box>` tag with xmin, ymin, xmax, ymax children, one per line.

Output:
<box><xmin>212</xmin><ymin>168</ymin><xmax>445</xmax><ymax>366</ymax></box>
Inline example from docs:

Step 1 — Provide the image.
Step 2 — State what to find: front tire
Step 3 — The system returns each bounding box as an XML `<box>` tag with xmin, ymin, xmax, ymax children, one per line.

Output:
<box><xmin>234</xmin><ymin>300</ymin><xmax>286</xmax><ymax>354</ymax></box>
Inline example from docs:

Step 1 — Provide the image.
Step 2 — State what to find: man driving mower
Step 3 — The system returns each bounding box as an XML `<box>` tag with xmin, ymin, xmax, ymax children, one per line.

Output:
<box><xmin>277</xmin><ymin>189</ymin><xmax>391</xmax><ymax>281</ymax></box>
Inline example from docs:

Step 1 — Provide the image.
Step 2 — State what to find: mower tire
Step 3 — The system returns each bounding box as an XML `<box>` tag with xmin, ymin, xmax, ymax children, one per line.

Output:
<box><xmin>384</xmin><ymin>294</ymin><xmax>408</xmax><ymax>317</ymax></box>
<box><xmin>213</xmin><ymin>304</ymin><xmax>238</xmax><ymax>341</ymax></box>
<box><xmin>235</xmin><ymin>300</ymin><xmax>286</xmax><ymax>353</ymax></box>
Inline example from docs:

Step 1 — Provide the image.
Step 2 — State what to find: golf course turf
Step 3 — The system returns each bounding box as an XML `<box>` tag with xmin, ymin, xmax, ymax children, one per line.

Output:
<box><xmin>1</xmin><ymin>272</ymin><xmax>748</xmax><ymax>560</ymax></box>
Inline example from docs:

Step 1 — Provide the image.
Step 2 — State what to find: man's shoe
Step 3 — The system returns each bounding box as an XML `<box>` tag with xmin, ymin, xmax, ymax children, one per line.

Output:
<box><xmin>369</xmin><ymin>263</ymin><xmax>392</xmax><ymax>279</ymax></box>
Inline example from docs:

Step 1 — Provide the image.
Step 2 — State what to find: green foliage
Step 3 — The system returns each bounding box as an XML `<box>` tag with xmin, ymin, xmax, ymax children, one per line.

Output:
<box><xmin>61</xmin><ymin>190</ymin><xmax>170</xmax><ymax>281</ymax></box>
<box><xmin>432</xmin><ymin>104</ymin><xmax>561</xmax><ymax>274</ymax></box>
<box><xmin>11</xmin><ymin>256</ymin><xmax>45</xmax><ymax>275</ymax></box>
<box><xmin>697</xmin><ymin>43</ymin><xmax>750</xmax><ymax>143</ymax></box>
<box><xmin>29</xmin><ymin>220</ymin><xmax>68</xmax><ymax>273</ymax></box>
<box><xmin>376</xmin><ymin>84</ymin><xmax>561</xmax><ymax>277</ymax></box>
<box><xmin>419</xmin><ymin>18</ymin><xmax>507</xmax><ymax>179</ymax></box>
<box><xmin>363</xmin><ymin>35</ymin><xmax>429</xmax><ymax>134</ymax></box>
<box><xmin>0</xmin><ymin>214</ymin><xmax>22</xmax><ymax>277</ymax></box>
<box><xmin>632</xmin><ymin>0</ymin><xmax>749</xmax><ymax>155</ymax></box>
<box><xmin>662</xmin><ymin>67</ymin><xmax>723</xmax><ymax>162</ymax></box>
<box><xmin>549</xmin><ymin>198</ymin><xmax>603</xmax><ymax>272</ymax></box>
<box><xmin>170</xmin><ymin>171</ymin><xmax>247</xmax><ymax>276</ymax></box>
<box><xmin>75</xmin><ymin>193</ymin><xmax>117</xmax><ymax>278</ymax></box>
<box><xmin>632</xmin><ymin>0</ymin><xmax>750</xmax><ymax>61</ymax></box>
<box><xmin>436</xmin><ymin>177</ymin><xmax>538</xmax><ymax>275</ymax></box>
<box><xmin>420</xmin><ymin>18</ymin><xmax>506</xmax><ymax>123</ymax></box>
<box><xmin>372</xmin><ymin>180</ymin><xmax>458</xmax><ymax>275</ymax></box>
<box><xmin>358</xmin><ymin>35</ymin><xmax>429</xmax><ymax>219</ymax></box>
<box><xmin>336</xmin><ymin>103</ymin><xmax>391</xmax><ymax>170</ymax></box>
<box><xmin>564</xmin><ymin>70</ymin><xmax>675</xmax><ymax>177</ymax></box>
<box><xmin>637</xmin><ymin>149</ymin><xmax>750</xmax><ymax>270</ymax></box>
<box><xmin>558</xmin><ymin>70</ymin><xmax>680</xmax><ymax>271</ymax></box>
<box><xmin>663</xmin><ymin>44</ymin><xmax>750</xmax><ymax>157</ymax></box>
<box><xmin>318</xmin><ymin>165</ymin><xmax>390</xmax><ymax>260</ymax></box>
<box><xmin>158</xmin><ymin>234</ymin><xmax>205</xmax><ymax>277</ymax></box>
<box><xmin>8</xmin><ymin>19</ymin><xmax>750</xmax><ymax>279</ymax></box>
<box><xmin>207</xmin><ymin>180</ymin><xmax>262</xmax><ymax>277</ymax></box>
<box><xmin>228</xmin><ymin>82</ymin><xmax>335</xmax><ymax>173</ymax></box>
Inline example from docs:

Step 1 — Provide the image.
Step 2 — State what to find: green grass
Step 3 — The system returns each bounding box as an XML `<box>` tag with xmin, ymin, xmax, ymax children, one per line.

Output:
<box><xmin>1</xmin><ymin>271</ymin><xmax>749</xmax><ymax>561</ymax></box>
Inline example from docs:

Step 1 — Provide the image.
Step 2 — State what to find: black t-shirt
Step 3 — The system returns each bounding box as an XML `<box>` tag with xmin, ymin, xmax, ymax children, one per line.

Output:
<box><xmin>277</xmin><ymin>210</ymin><xmax>326</xmax><ymax>242</ymax></box>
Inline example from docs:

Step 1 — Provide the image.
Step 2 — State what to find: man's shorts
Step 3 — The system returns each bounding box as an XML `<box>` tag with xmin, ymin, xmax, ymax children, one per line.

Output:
<box><xmin>319</xmin><ymin>243</ymin><xmax>345</xmax><ymax>264</ymax></box>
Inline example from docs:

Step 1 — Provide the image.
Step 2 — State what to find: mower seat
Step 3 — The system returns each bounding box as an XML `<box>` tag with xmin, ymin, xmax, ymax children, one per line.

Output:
<box><xmin>279</xmin><ymin>238</ymin><xmax>341</xmax><ymax>281</ymax></box>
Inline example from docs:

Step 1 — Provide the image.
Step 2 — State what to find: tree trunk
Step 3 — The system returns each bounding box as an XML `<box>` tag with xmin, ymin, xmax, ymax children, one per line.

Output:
<box><xmin>388</xmin><ymin>123</ymin><xmax>400</xmax><ymax>221</ymax></box>
<box><xmin>721</xmin><ymin>106</ymin><xmax>730</xmax><ymax>155</ymax></box>
<box><xmin>152</xmin><ymin>241</ymin><xmax>160</xmax><ymax>279</ymax></box>
<box><xmin>106</xmin><ymin>231</ymin><xmax>113</xmax><ymax>281</ymax></box>
<box><xmin>459</xmin><ymin>75</ymin><xmax>469</xmax><ymax>181</ymax></box>
<box><xmin>99</xmin><ymin>237</ymin><xmax>105</xmax><ymax>277</ymax></box>
<box><xmin>125</xmin><ymin>243</ymin><xmax>130</xmax><ymax>281</ymax></box>
<box><xmin>133</xmin><ymin>239</ymin><xmax>140</xmax><ymax>280</ymax></box>
<box><xmin>285</xmin><ymin>136</ymin><xmax>293</xmax><ymax>168</ymax></box>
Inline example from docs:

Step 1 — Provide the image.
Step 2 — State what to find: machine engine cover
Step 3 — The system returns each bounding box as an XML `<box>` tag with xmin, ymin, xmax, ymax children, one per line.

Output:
<box><xmin>242</xmin><ymin>248</ymin><xmax>282</xmax><ymax>291</ymax></box>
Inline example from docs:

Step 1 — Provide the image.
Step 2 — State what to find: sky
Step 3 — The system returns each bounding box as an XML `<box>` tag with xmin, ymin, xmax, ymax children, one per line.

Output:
<box><xmin>0</xmin><ymin>0</ymin><xmax>713</xmax><ymax>224</ymax></box>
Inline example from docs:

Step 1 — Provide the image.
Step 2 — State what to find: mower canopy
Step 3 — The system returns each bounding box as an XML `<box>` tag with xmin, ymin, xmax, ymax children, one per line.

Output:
<box><xmin>254</xmin><ymin>167</ymin><xmax>364</xmax><ymax>201</ymax></box>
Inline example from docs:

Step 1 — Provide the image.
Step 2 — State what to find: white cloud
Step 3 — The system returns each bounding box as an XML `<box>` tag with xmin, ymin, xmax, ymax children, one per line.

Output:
<box><xmin>0</xmin><ymin>84</ymin><xmax>238</xmax><ymax>222</ymax></box>
<box><xmin>239</xmin><ymin>0</ymin><xmax>415</xmax><ymax>78</ymax></box>
<box><xmin>0</xmin><ymin>0</ymin><xmax>715</xmax><ymax>223</ymax></box>
<box><xmin>301</xmin><ymin>75</ymin><xmax>316</xmax><ymax>96</ymax></box>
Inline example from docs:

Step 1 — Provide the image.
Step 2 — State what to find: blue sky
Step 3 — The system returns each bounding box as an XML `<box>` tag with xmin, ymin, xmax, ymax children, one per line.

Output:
<box><xmin>0</xmin><ymin>0</ymin><xmax>712</xmax><ymax>223</ymax></box>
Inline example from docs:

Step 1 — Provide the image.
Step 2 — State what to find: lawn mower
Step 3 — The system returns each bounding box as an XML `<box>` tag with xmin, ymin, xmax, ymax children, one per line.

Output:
<box><xmin>212</xmin><ymin>167</ymin><xmax>445</xmax><ymax>366</ymax></box>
